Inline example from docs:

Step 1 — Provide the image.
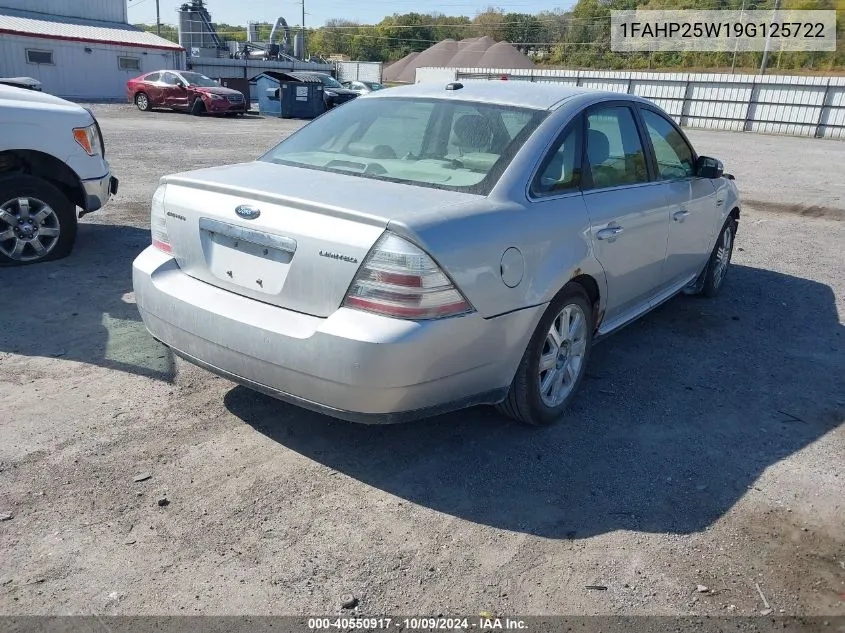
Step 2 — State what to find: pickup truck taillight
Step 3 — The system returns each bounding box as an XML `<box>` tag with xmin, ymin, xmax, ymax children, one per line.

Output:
<box><xmin>150</xmin><ymin>185</ymin><xmax>172</xmax><ymax>254</ymax></box>
<box><xmin>343</xmin><ymin>232</ymin><xmax>472</xmax><ymax>320</ymax></box>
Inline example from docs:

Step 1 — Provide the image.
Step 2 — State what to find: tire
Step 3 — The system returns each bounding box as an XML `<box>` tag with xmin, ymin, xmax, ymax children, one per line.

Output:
<box><xmin>190</xmin><ymin>98</ymin><xmax>206</xmax><ymax>116</ymax></box>
<box><xmin>135</xmin><ymin>92</ymin><xmax>151</xmax><ymax>112</ymax></box>
<box><xmin>700</xmin><ymin>216</ymin><xmax>737</xmax><ymax>298</ymax></box>
<box><xmin>497</xmin><ymin>284</ymin><xmax>593</xmax><ymax>426</ymax></box>
<box><xmin>0</xmin><ymin>175</ymin><xmax>77</xmax><ymax>266</ymax></box>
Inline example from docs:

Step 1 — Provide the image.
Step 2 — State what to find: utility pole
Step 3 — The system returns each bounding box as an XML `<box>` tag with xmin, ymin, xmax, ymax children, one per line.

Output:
<box><xmin>760</xmin><ymin>0</ymin><xmax>780</xmax><ymax>75</ymax></box>
<box><xmin>301</xmin><ymin>0</ymin><xmax>307</xmax><ymax>60</ymax></box>
<box><xmin>730</xmin><ymin>0</ymin><xmax>746</xmax><ymax>74</ymax></box>
<box><xmin>156</xmin><ymin>0</ymin><xmax>161</xmax><ymax>36</ymax></box>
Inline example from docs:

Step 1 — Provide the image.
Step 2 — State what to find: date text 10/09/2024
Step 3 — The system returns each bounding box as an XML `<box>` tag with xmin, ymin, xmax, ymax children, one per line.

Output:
<box><xmin>307</xmin><ymin>617</ymin><xmax>528</xmax><ymax>630</ymax></box>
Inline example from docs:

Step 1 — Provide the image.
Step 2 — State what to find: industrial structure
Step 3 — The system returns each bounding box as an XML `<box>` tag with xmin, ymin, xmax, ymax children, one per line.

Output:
<box><xmin>173</xmin><ymin>0</ymin><xmax>347</xmax><ymax>101</ymax></box>
<box><xmin>0</xmin><ymin>0</ymin><xmax>184</xmax><ymax>100</ymax></box>
<box><xmin>177</xmin><ymin>0</ymin><xmax>310</xmax><ymax>63</ymax></box>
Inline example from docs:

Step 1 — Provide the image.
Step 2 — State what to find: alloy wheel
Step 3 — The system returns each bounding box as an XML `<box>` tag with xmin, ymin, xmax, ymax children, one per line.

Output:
<box><xmin>0</xmin><ymin>197</ymin><xmax>61</xmax><ymax>262</ymax></box>
<box><xmin>538</xmin><ymin>303</ymin><xmax>588</xmax><ymax>407</ymax></box>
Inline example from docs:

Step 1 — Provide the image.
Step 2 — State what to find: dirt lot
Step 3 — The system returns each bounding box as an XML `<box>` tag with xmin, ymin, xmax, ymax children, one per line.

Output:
<box><xmin>1</xmin><ymin>104</ymin><xmax>843</xmax><ymax>617</ymax></box>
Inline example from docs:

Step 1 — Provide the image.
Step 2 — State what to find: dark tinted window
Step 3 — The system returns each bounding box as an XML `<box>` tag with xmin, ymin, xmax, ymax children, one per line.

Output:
<box><xmin>319</xmin><ymin>74</ymin><xmax>343</xmax><ymax>89</ymax></box>
<box><xmin>531</xmin><ymin>122</ymin><xmax>582</xmax><ymax>196</ymax></box>
<box><xmin>26</xmin><ymin>49</ymin><xmax>53</xmax><ymax>64</ymax></box>
<box><xmin>119</xmin><ymin>57</ymin><xmax>141</xmax><ymax>71</ymax></box>
<box><xmin>641</xmin><ymin>109</ymin><xmax>695</xmax><ymax>180</ymax></box>
<box><xmin>586</xmin><ymin>106</ymin><xmax>649</xmax><ymax>189</ymax></box>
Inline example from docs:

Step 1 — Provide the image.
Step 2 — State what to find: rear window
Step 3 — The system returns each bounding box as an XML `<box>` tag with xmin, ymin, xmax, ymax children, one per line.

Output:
<box><xmin>260</xmin><ymin>97</ymin><xmax>546</xmax><ymax>195</ymax></box>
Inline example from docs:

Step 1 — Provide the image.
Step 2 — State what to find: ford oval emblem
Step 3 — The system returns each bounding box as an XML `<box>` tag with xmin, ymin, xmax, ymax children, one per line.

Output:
<box><xmin>235</xmin><ymin>205</ymin><xmax>260</xmax><ymax>220</ymax></box>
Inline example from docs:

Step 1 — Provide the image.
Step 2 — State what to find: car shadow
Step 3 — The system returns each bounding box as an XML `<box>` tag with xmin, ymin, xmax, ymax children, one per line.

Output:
<box><xmin>226</xmin><ymin>264</ymin><xmax>843</xmax><ymax>539</ymax></box>
<box><xmin>0</xmin><ymin>222</ymin><xmax>175</xmax><ymax>382</ymax></box>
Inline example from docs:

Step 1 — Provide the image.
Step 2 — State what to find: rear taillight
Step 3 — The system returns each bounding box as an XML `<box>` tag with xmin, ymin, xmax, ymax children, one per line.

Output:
<box><xmin>343</xmin><ymin>232</ymin><xmax>472</xmax><ymax>320</ymax></box>
<box><xmin>150</xmin><ymin>184</ymin><xmax>172</xmax><ymax>254</ymax></box>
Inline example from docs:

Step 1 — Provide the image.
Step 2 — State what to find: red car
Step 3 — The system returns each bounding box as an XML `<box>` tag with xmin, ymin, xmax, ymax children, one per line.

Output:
<box><xmin>126</xmin><ymin>70</ymin><xmax>247</xmax><ymax>116</ymax></box>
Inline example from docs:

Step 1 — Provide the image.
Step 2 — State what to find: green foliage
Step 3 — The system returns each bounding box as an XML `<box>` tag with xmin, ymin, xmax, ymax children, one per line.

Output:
<box><xmin>134</xmin><ymin>23</ymin><xmax>179</xmax><ymax>44</ymax></box>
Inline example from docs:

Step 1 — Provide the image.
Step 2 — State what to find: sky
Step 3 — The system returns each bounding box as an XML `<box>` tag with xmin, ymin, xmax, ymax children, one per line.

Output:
<box><xmin>127</xmin><ymin>0</ymin><xmax>573</xmax><ymax>29</ymax></box>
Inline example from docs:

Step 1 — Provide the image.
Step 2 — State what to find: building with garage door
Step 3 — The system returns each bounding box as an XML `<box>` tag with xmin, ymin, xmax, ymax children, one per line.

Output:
<box><xmin>0</xmin><ymin>0</ymin><xmax>184</xmax><ymax>100</ymax></box>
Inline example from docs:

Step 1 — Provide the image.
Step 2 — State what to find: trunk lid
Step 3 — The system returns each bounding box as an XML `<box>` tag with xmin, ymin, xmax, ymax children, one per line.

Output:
<box><xmin>161</xmin><ymin>161</ymin><xmax>478</xmax><ymax>317</ymax></box>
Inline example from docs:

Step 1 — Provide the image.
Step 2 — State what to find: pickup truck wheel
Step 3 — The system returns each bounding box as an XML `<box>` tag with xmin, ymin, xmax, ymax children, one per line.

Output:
<box><xmin>135</xmin><ymin>92</ymin><xmax>151</xmax><ymax>111</ymax></box>
<box><xmin>0</xmin><ymin>176</ymin><xmax>77</xmax><ymax>266</ymax></box>
<box><xmin>496</xmin><ymin>284</ymin><xmax>593</xmax><ymax>426</ymax></box>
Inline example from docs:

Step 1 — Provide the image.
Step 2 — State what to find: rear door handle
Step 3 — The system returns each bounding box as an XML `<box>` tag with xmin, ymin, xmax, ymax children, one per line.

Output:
<box><xmin>596</xmin><ymin>226</ymin><xmax>624</xmax><ymax>242</ymax></box>
<box><xmin>673</xmin><ymin>209</ymin><xmax>689</xmax><ymax>222</ymax></box>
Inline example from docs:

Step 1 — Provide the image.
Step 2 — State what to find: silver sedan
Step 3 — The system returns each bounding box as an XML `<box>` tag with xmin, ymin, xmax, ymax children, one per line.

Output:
<box><xmin>132</xmin><ymin>80</ymin><xmax>740</xmax><ymax>425</ymax></box>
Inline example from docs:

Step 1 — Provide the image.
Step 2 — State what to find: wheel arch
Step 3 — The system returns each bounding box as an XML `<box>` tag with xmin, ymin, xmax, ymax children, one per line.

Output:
<box><xmin>0</xmin><ymin>150</ymin><xmax>85</xmax><ymax>210</ymax></box>
<box><xmin>568</xmin><ymin>273</ymin><xmax>602</xmax><ymax>330</ymax></box>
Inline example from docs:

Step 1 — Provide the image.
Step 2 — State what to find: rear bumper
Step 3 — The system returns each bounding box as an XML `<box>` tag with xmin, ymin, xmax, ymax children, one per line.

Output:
<box><xmin>132</xmin><ymin>247</ymin><xmax>542</xmax><ymax>423</ymax></box>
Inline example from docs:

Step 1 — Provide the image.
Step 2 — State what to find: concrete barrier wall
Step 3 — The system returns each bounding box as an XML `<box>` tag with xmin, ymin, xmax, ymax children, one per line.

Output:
<box><xmin>415</xmin><ymin>66</ymin><xmax>845</xmax><ymax>139</ymax></box>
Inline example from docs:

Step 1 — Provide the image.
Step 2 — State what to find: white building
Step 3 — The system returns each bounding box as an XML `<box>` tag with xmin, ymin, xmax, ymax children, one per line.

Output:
<box><xmin>0</xmin><ymin>0</ymin><xmax>184</xmax><ymax>100</ymax></box>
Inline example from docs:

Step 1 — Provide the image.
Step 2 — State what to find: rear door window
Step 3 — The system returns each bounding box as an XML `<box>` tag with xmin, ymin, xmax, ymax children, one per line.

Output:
<box><xmin>585</xmin><ymin>106</ymin><xmax>649</xmax><ymax>189</ymax></box>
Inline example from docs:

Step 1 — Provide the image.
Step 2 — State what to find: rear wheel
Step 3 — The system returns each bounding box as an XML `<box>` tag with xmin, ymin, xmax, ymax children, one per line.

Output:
<box><xmin>135</xmin><ymin>92</ymin><xmax>151</xmax><ymax>111</ymax></box>
<box><xmin>497</xmin><ymin>284</ymin><xmax>593</xmax><ymax>426</ymax></box>
<box><xmin>0</xmin><ymin>175</ymin><xmax>77</xmax><ymax>266</ymax></box>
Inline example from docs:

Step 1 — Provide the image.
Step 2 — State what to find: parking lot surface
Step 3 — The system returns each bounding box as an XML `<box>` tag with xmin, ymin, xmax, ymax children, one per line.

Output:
<box><xmin>1</xmin><ymin>105</ymin><xmax>843</xmax><ymax>616</ymax></box>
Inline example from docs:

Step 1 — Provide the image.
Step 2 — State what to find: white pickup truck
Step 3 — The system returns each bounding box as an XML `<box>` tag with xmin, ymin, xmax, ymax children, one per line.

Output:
<box><xmin>0</xmin><ymin>84</ymin><xmax>118</xmax><ymax>265</ymax></box>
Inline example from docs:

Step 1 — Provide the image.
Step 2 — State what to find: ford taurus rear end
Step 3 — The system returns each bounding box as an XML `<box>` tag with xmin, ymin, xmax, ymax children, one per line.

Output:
<box><xmin>132</xmin><ymin>92</ymin><xmax>550</xmax><ymax>422</ymax></box>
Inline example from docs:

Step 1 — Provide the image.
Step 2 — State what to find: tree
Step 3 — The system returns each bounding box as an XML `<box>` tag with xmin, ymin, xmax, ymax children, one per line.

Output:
<box><xmin>502</xmin><ymin>13</ymin><xmax>542</xmax><ymax>51</ymax></box>
<box><xmin>377</xmin><ymin>13</ymin><xmax>436</xmax><ymax>53</ymax></box>
<box><xmin>472</xmin><ymin>8</ymin><xmax>506</xmax><ymax>40</ymax></box>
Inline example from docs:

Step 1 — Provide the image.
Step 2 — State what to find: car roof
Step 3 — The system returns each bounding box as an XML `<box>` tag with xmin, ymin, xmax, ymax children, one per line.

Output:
<box><xmin>371</xmin><ymin>80</ymin><xmax>649</xmax><ymax>111</ymax></box>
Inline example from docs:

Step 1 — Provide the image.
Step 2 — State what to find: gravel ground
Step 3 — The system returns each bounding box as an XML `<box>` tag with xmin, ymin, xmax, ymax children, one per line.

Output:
<box><xmin>0</xmin><ymin>104</ymin><xmax>843</xmax><ymax>617</ymax></box>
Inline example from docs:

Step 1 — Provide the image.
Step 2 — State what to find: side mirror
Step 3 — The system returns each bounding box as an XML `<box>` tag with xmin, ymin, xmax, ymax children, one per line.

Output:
<box><xmin>176</xmin><ymin>80</ymin><xmax>186</xmax><ymax>89</ymax></box>
<box><xmin>696</xmin><ymin>155</ymin><xmax>724</xmax><ymax>179</ymax></box>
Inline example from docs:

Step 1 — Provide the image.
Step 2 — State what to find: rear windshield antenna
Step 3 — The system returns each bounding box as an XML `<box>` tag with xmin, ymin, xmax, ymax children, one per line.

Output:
<box><xmin>445</xmin><ymin>82</ymin><xmax>464</xmax><ymax>91</ymax></box>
